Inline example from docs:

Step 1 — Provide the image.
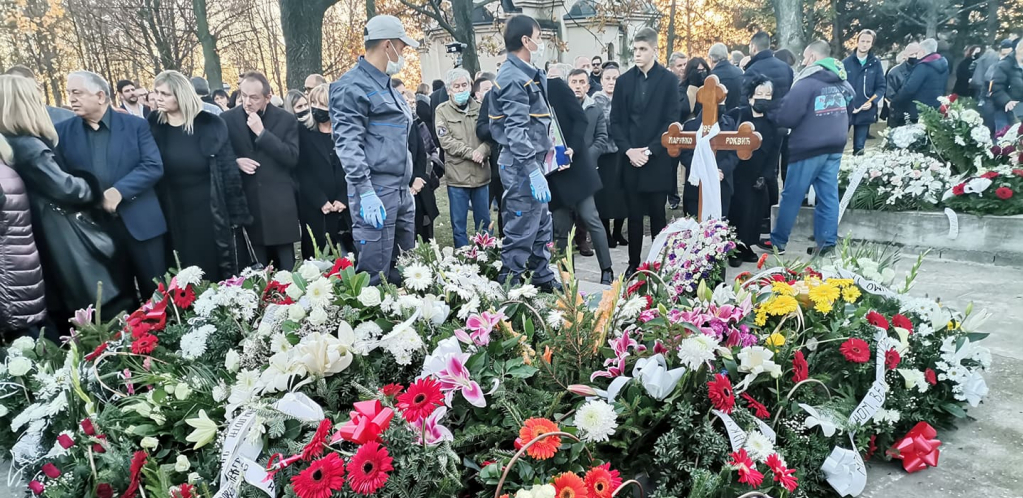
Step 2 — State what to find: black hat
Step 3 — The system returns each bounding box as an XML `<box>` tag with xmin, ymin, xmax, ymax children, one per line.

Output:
<box><xmin>1000</xmin><ymin>38</ymin><xmax>1014</xmax><ymax>50</ymax></box>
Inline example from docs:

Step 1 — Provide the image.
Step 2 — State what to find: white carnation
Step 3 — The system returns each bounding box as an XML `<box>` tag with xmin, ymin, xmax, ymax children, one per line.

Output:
<box><xmin>575</xmin><ymin>399</ymin><xmax>618</xmax><ymax>442</ymax></box>
<box><xmin>176</xmin><ymin>266</ymin><xmax>205</xmax><ymax>287</ymax></box>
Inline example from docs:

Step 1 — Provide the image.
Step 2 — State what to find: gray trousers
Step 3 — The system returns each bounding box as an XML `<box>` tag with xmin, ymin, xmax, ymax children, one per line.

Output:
<box><xmin>350</xmin><ymin>186</ymin><xmax>415</xmax><ymax>285</ymax></box>
<box><xmin>553</xmin><ymin>196</ymin><xmax>612</xmax><ymax>271</ymax></box>
<box><xmin>499</xmin><ymin>165</ymin><xmax>555</xmax><ymax>284</ymax></box>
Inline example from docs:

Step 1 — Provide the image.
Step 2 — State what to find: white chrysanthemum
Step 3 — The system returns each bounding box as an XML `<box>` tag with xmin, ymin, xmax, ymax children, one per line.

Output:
<box><xmin>270</xmin><ymin>333</ymin><xmax>293</xmax><ymax>354</ymax></box>
<box><xmin>179</xmin><ymin>324</ymin><xmax>215</xmax><ymax>360</ymax></box>
<box><xmin>619</xmin><ymin>296</ymin><xmax>646</xmax><ymax>319</ymax></box>
<box><xmin>403</xmin><ymin>263</ymin><xmax>433</xmax><ymax>292</ymax></box>
<box><xmin>575</xmin><ymin>399</ymin><xmax>618</xmax><ymax>442</ymax></box>
<box><xmin>194</xmin><ymin>288</ymin><xmax>217</xmax><ymax>317</ymax></box>
<box><xmin>305</xmin><ymin>278</ymin><xmax>334</xmax><ymax>308</ymax></box>
<box><xmin>509</xmin><ymin>284</ymin><xmax>538</xmax><ymax>300</ymax></box>
<box><xmin>743</xmin><ymin>431</ymin><xmax>775</xmax><ymax>462</ymax></box>
<box><xmin>677</xmin><ymin>334</ymin><xmax>717</xmax><ymax>370</ymax></box>
<box><xmin>212</xmin><ymin>381</ymin><xmax>228</xmax><ymax>402</ymax></box>
<box><xmin>359</xmin><ymin>287</ymin><xmax>382</xmax><ymax>307</ymax></box>
<box><xmin>546</xmin><ymin>310</ymin><xmax>564</xmax><ymax>330</ymax></box>
<box><xmin>176</xmin><ymin>266</ymin><xmax>205</xmax><ymax>287</ymax></box>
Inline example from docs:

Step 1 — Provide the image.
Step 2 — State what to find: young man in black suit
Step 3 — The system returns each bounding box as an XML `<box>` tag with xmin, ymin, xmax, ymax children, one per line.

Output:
<box><xmin>608</xmin><ymin>27</ymin><xmax>681</xmax><ymax>277</ymax></box>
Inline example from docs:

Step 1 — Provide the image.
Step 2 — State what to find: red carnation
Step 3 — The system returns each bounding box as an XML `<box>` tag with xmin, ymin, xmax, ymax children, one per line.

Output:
<box><xmin>792</xmin><ymin>350</ymin><xmax>809</xmax><ymax>383</ymax></box>
<box><xmin>741</xmin><ymin>392</ymin><xmax>771</xmax><ymax>419</ymax></box>
<box><xmin>891</xmin><ymin>314</ymin><xmax>913</xmax><ymax>333</ymax></box>
<box><xmin>132</xmin><ymin>333</ymin><xmax>159</xmax><ymax>355</ymax></box>
<box><xmin>173</xmin><ymin>483</ymin><xmax>194</xmax><ymax>498</ymax></box>
<box><xmin>866</xmin><ymin>311</ymin><xmax>889</xmax><ymax>330</ymax></box>
<box><xmin>57</xmin><ymin>434</ymin><xmax>74</xmax><ymax>449</ymax></box>
<box><xmin>885</xmin><ymin>349</ymin><xmax>901</xmax><ymax>370</ymax></box>
<box><xmin>925</xmin><ymin>368</ymin><xmax>938</xmax><ymax>385</ymax></box>
<box><xmin>97</xmin><ymin>483</ymin><xmax>114</xmax><ymax>498</ymax></box>
<box><xmin>379</xmin><ymin>383</ymin><xmax>404</xmax><ymax>397</ymax></box>
<box><xmin>81</xmin><ymin>418</ymin><xmax>96</xmax><ymax>436</ymax></box>
<box><xmin>996</xmin><ymin>187</ymin><xmax>1014</xmax><ymax>200</ymax></box>
<box><xmin>707</xmin><ymin>373</ymin><xmax>736</xmax><ymax>414</ymax></box>
<box><xmin>840</xmin><ymin>338</ymin><xmax>871</xmax><ymax>363</ymax></box>
<box><xmin>952</xmin><ymin>183</ymin><xmax>966</xmax><ymax>196</ymax></box>
<box><xmin>980</xmin><ymin>171</ymin><xmax>1000</xmax><ymax>179</ymax></box>
<box><xmin>85</xmin><ymin>342</ymin><xmax>109</xmax><ymax>362</ymax></box>
<box><xmin>42</xmin><ymin>463</ymin><xmax>61</xmax><ymax>479</ymax></box>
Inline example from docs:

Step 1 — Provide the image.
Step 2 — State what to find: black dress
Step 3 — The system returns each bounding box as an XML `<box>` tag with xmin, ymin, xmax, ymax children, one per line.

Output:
<box><xmin>158</xmin><ymin>125</ymin><xmax>220</xmax><ymax>275</ymax></box>
<box><xmin>297</xmin><ymin>126</ymin><xmax>351</xmax><ymax>258</ymax></box>
<box><xmin>725</xmin><ymin>107</ymin><xmax>781</xmax><ymax>247</ymax></box>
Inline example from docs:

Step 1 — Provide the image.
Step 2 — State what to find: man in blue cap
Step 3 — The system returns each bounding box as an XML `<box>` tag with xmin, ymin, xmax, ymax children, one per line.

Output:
<box><xmin>488</xmin><ymin>14</ymin><xmax>561</xmax><ymax>292</ymax></box>
<box><xmin>330</xmin><ymin>15</ymin><xmax>419</xmax><ymax>285</ymax></box>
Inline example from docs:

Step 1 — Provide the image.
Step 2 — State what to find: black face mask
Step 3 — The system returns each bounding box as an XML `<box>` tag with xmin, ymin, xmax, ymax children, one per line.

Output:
<box><xmin>295</xmin><ymin>109</ymin><xmax>310</xmax><ymax>119</ymax></box>
<box><xmin>907</xmin><ymin>57</ymin><xmax>919</xmax><ymax>65</ymax></box>
<box><xmin>311</xmin><ymin>108</ymin><xmax>331</xmax><ymax>124</ymax></box>
<box><xmin>752</xmin><ymin>98</ymin><xmax>771</xmax><ymax>113</ymax></box>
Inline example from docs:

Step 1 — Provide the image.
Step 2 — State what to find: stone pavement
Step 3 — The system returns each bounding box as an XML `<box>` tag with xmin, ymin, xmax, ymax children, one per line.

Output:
<box><xmin>572</xmin><ymin>218</ymin><xmax>1023</xmax><ymax>498</ymax></box>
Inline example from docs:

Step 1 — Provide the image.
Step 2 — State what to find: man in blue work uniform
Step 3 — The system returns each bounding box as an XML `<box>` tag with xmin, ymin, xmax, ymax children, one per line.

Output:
<box><xmin>489</xmin><ymin>14</ymin><xmax>561</xmax><ymax>292</ymax></box>
<box><xmin>330</xmin><ymin>15</ymin><xmax>418</xmax><ymax>285</ymax></box>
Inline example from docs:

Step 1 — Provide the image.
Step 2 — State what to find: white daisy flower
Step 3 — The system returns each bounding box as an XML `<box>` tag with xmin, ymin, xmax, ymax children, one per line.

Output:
<box><xmin>743</xmin><ymin>431</ymin><xmax>774</xmax><ymax>462</ymax></box>
<box><xmin>305</xmin><ymin>278</ymin><xmax>334</xmax><ymax>308</ymax></box>
<box><xmin>403</xmin><ymin>263</ymin><xmax>433</xmax><ymax>292</ymax></box>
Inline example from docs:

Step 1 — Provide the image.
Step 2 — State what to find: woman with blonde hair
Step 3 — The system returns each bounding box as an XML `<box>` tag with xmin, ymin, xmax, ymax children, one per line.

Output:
<box><xmin>283</xmin><ymin>89</ymin><xmax>311</xmax><ymax>127</ymax></box>
<box><xmin>0</xmin><ymin>74</ymin><xmax>133</xmax><ymax>323</ymax></box>
<box><xmin>0</xmin><ymin>133</ymin><xmax>47</xmax><ymax>338</ymax></box>
<box><xmin>148</xmin><ymin>70</ymin><xmax>251</xmax><ymax>279</ymax></box>
<box><xmin>296</xmin><ymin>83</ymin><xmax>351</xmax><ymax>257</ymax></box>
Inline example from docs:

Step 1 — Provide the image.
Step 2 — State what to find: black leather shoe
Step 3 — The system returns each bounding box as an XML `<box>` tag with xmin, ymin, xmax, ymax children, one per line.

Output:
<box><xmin>624</xmin><ymin>266</ymin><xmax>638</xmax><ymax>279</ymax></box>
<box><xmin>600</xmin><ymin>269</ymin><xmax>614</xmax><ymax>285</ymax></box>
<box><xmin>614</xmin><ymin>234</ymin><xmax>629</xmax><ymax>246</ymax></box>
<box><xmin>536</xmin><ymin>279</ymin><xmax>564</xmax><ymax>294</ymax></box>
<box><xmin>728</xmin><ymin>255</ymin><xmax>743</xmax><ymax>268</ymax></box>
<box><xmin>578</xmin><ymin>239</ymin><xmax>595</xmax><ymax>257</ymax></box>
<box><xmin>608</xmin><ymin>237</ymin><xmax>618</xmax><ymax>249</ymax></box>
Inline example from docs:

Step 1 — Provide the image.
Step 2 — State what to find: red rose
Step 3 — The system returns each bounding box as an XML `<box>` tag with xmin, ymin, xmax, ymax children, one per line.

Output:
<box><xmin>379</xmin><ymin>383</ymin><xmax>404</xmax><ymax>397</ymax></box>
<box><xmin>980</xmin><ymin>171</ymin><xmax>1000</xmax><ymax>179</ymax></box>
<box><xmin>925</xmin><ymin>368</ymin><xmax>938</xmax><ymax>385</ymax></box>
<box><xmin>97</xmin><ymin>483</ymin><xmax>114</xmax><ymax>498</ymax></box>
<box><xmin>884</xmin><ymin>349</ymin><xmax>901</xmax><ymax>370</ymax></box>
<box><xmin>840</xmin><ymin>338</ymin><xmax>871</xmax><ymax>363</ymax></box>
<box><xmin>866</xmin><ymin>311</ymin><xmax>889</xmax><ymax>330</ymax></box>
<box><xmin>81</xmin><ymin>418</ymin><xmax>96</xmax><ymax>436</ymax></box>
<box><xmin>29</xmin><ymin>481</ymin><xmax>44</xmax><ymax>495</ymax></box>
<box><xmin>57</xmin><ymin>434</ymin><xmax>74</xmax><ymax>449</ymax></box>
<box><xmin>42</xmin><ymin>463</ymin><xmax>61</xmax><ymax>479</ymax></box>
<box><xmin>891</xmin><ymin>314</ymin><xmax>913</xmax><ymax>333</ymax></box>
<box><xmin>996</xmin><ymin>187</ymin><xmax>1014</xmax><ymax>200</ymax></box>
<box><xmin>1013</xmin><ymin>169</ymin><xmax>1023</xmax><ymax>177</ymax></box>
<box><xmin>132</xmin><ymin>333</ymin><xmax>159</xmax><ymax>355</ymax></box>
<box><xmin>93</xmin><ymin>434</ymin><xmax>107</xmax><ymax>453</ymax></box>
<box><xmin>792</xmin><ymin>350</ymin><xmax>809</xmax><ymax>383</ymax></box>
<box><xmin>948</xmin><ymin>94</ymin><xmax>958</xmax><ymax>102</ymax></box>
<box><xmin>952</xmin><ymin>183</ymin><xmax>966</xmax><ymax>196</ymax></box>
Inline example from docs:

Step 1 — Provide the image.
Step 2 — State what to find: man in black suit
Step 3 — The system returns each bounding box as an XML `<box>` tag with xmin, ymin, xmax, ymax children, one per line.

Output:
<box><xmin>709</xmin><ymin>42</ymin><xmax>744</xmax><ymax>111</ymax></box>
<box><xmin>223</xmin><ymin>71</ymin><xmax>301</xmax><ymax>270</ymax></box>
<box><xmin>609</xmin><ymin>27</ymin><xmax>681</xmax><ymax>277</ymax></box>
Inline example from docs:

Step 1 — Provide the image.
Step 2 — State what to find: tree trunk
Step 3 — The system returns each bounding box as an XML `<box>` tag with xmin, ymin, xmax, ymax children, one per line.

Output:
<box><xmin>986</xmin><ymin>0</ymin><xmax>1000</xmax><ymax>45</ymax></box>
<box><xmin>829</xmin><ymin>0</ymin><xmax>844</xmax><ymax>57</ymax></box>
<box><xmin>193</xmin><ymin>0</ymin><xmax>223</xmax><ymax>92</ymax></box>
<box><xmin>666</xmin><ymin>0</ymin><xmax>677</xmax><ymax>62</ymax></box>
<box><xmin>366</xmin><ymin>0</ymin><xmax>376</xmax><ymax>18</ymax></box>
<box><xmin>451</xmin><ymin>0</ymin><xmax>479</xmax><ymax>75</ymax></box>
<box><xmin>773</xmin><ymin>0</ymin><xmax>804</xmax><ymax>55</ymax></box>
<box><xmin>280</xmin><ymin>0</ymin><xmax>338</xmax><ymax>90</ymax></box>
<box><xmin>924</xmin><ymin>0</ymin><xmax>939</xmax><ymax>38</ymax></box>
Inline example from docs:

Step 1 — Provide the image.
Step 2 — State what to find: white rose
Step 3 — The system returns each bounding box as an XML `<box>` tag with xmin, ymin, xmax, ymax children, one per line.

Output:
<box><xmin>8</xmin><ymin>356</ymin><xmax>32</xmax><ymax>377</ymax></box>
<box><xmin>299</xmin><ymin>262</ymin><xmax>322</xmax><ymax>282</ymax></box>
<box><xmin>308</xmin><ymin>307</ymin><xmax>329</xmax><ymax>326</ymax></box>
<box><xmin>140</xmin><ymin>436</ymin><xmax>159</xmax><ymax>450</ymax></box>
<box><xmin>9</xmin><ymin>336</ymin><xmax>35</xmax><ymax>354</ymax></box>
<box><xmin>174</xmin><ymin>383</ymin><xmax>192</xmax><ymax>401</ymax></box>
<box><xmin>288</xmin><ymin>304</ymin><xmax>307</xmax><ymax>321</ymax></box>
<box><xmin>515</xmin><ymin>490</ymin><xmax>534</xmax><ymax>498</ymax></box>
<box><xmin>358</xmin><ymin>287</ymin><xmax>382</xmax><ymax>307</ymax></box>
<box><xmin>273</xmin><ymin>271</ymin><xmax>294</xmax><ymax>285</ymax></box>
<box><xmin>175</xmin><ymin>455</ymin><xmax>190</xmax><ymax>472</ymax></box>
<box><xmin>225</xmin><ymin>349</ymin><xmax>240</xmax><ymax>373</ymax></box>
<box><xmin>285</xmin><ymin>283</ymin><xmax>304</xmax><ymax>300</ymax></box>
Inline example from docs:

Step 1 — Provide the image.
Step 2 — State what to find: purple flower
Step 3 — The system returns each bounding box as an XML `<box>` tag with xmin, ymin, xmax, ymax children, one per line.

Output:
<box><xmin>70</xmin><ymin>305</ymin><xmax>94</xmax><ymax>328</ymax></box>
<box><xmin>221</xmin><ymin>276</ymin><xmax>245</xmax><ymax>287</ymax></box>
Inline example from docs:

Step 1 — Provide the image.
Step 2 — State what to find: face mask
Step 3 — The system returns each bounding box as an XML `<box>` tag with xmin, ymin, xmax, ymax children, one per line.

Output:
<box><xmin>311</xmin><ymin>108</ymin><xmax>330</xmax><ymax>123</ymax></box>
<box><xmin>453</xmin><ymin>90</ymin><xmax>471</xmax><ymax>105</ymax></box>
<box><xmin>907</xmin><ymin>57</ymin><xmax>919</xmax><ymax>65</ymax></box>
<box><xmin>751</xmin><ymin>98</ymin><xmax>771</xmax><ymax>113</ymax></box>
<box><xmin>528</xmin><ymin>38</ymin><xmax>546</xmax><ymax>66</ymax></box>
<box><xmin>385</xmin><ymin>42</ymin><xmax>404</xmax><ymax>76</ymax></box>
<box><xmin>296</xmin><ymin>109</ymin><xmax>310</xmax><ymax>119</ymax></box>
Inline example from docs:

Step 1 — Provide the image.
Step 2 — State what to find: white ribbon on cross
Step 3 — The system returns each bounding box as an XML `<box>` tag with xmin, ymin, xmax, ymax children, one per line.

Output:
<box><xmin>687</xmin><ymin>123</ymin><xmax>722</xmax><ymax>220</ymax></box>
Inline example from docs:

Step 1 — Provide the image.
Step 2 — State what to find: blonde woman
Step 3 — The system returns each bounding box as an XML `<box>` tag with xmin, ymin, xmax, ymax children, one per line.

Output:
<box><xmin>0</xmin><ymin>133</ymin><xmax>47</xmax><ymax>338</ymax></box>
<box><xmin>0</xmin><ymin>74</ymin><xmax>133</xmax><ymax>322</ymax></box>
<box><xmin>148</xmin><ymin>70</ymin><xmax>251</xmax><ymax>279</ymax></box>
<box><xmin>296</xmin><ymin>83</ymin><xmax>351</xmax><ymax>258</ymax></box>
<box><xmin>283</xmin><ymin>89</ymin><xmax>311</xmax><ymax>127</ymax></box>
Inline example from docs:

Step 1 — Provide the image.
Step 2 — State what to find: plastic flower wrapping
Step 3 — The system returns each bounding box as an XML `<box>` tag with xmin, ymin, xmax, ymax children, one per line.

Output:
<box><xmin>0</xmin><ymin>233</ymin><xmax>992</xmax><ymax>498</ymax></box>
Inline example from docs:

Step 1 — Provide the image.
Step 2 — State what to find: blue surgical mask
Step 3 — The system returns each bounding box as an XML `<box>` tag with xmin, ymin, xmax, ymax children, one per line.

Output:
<box><xmin>453</xmin><ymin>90</ymin><xmax>471</xmax><ymax>105</ymax></box>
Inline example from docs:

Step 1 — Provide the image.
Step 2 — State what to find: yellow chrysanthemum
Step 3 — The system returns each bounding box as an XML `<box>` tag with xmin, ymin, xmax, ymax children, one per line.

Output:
<box><xmin>814</xmin><ymin>300</ymin><xmax>833</xmax><ymax>314</ymax></box>
<box><xmin>765</xmin><ymin>332</ymin><xmax>786</xmax><ymax>348</ymax></box>
<box><xmin>808</xmin><ymin>282</ymin><xmax>840</xmax><ymax>305</ymax></box>
<box><xmin>841</xmin><ymin>286</ymin><xmax>861</xmax><ymax>303</ymax></box>
<box><xmin>766</xmin><ymin>295</ymin><xmax>799</xmax><ymax>316</ymax></box>
<box><xmin>755</xmin><ymin>307</ymin><xmax>768</xmax><ymax>326</ymax></box>
<box><xmin>772</xmin><ymin>281</ymin><xmax>797</xmax><ymax>296</ymax></box>
<box><xmin>830</xmin><ymin>278</ymin><xmax>855</xmax><ymax>288</ymax></box>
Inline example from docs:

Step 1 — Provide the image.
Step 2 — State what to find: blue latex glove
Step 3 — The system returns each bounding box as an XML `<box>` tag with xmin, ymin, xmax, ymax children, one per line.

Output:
<box><xmin>528</xmin><ymin>169</ymin><xmax>551</xmax><ymax>203</ymax></box>
<box><xmin>359</xmin><ymin>191</ymin><xmax>386</xmax><ymax>229</ymax></box>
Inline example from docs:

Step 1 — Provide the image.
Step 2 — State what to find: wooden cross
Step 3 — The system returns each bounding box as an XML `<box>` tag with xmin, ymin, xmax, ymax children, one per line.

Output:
<box><xmin>661</xmin><ymin>74</ymin><xmax>763</xmax><ymax>220</ymax></box>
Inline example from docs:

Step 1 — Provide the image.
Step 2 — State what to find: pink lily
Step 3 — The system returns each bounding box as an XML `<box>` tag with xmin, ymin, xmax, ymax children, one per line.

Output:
<box><xmin>436</xmin><ymin>353</ymin><xmax>487</xmax><ymax>408</ymax></box>
<box><xmin>454</xmin><ymin>311</ymin><xmax>505</xmax><ymax>346</ymax></box>
<box><xmin>70</xmin><ymin>305</ymin><xmax>94</xmax><ymax>328</ymax></box>
<box><xmin>415</xmin><ymin>406</ymin><xmax>454</xmax><ymax>446</ymax></box>
<box><xmin>472</xmin><ymin>232</ymin><xmax>498</xmax><ymax>249</ymax></box>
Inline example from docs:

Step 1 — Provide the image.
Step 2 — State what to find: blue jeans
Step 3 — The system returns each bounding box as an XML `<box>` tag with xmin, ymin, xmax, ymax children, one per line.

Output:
<box><xmin>852</xmin><ymin>124</ymin><xmax>870</xmax><ymax>152</ymax></box>
<box><xmin>448</xmin><ymin>185</ymin><xmax>491</xmax><ymax>248</ymax></box>
<box><xmin>771</xmin><ymin>153</ymin><xmax>842</xmax><ymax>250</ymax></box>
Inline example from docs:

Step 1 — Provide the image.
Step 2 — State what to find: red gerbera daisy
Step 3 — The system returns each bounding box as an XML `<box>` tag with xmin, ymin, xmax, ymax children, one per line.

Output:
<box><xmin>707</xmin><ymin>373</ymin><xmax>735</xmax><ymax>414</ymax></box>
<box><xmin>518</xmin><ymin>418</ymin><xmax>561</xmax><ymax>460</ymax></box>
<box><xmin>885</xmin><ymin>349</ymin><xmax>901</xmax><ymax>370</ymax></box>
<box><xmin>792</xmin><ymin>350</ymin><xmax>808</xmax><ymax>383</ymax></box>
<box><xmin>171</xmin><ymin>285</ymin><xmax>196</xmax><ymax>308</ymax></box>
<box><xmin>347</xmin><ymin>442</ymin><xmax>393</xmax><ymax>495</ymax></box>
<box><xmin>729</xmin><ymin>449</ymin><xmax>764</xmax><ymax>488</ymax></box>
<box><xmin>379</xmin><ymin>383</ymin><xmax>404</xmax><ymax>397</ymax></box>
<box><xmin>327</xmin><ymin>257</ymin><xmax>353</xmax><ymax>277</ymax></box>
<box><xmin>840</xmin><ymin>338</ymin><xmax>871</xmax><ymax>363</ymax></box>
<box><xmin>866</xmin><ymin>311</ymin><xmax>889</xmax><ymax>330</ymax></box>
<box><xmin>925</xmin><ymin>368</ymin><xmax>937</xmax><ymax>385</ymax></box>
<box><xmin>397</xmin><ymin>378</ymin><xmax>444</xmax><ymax>423</ymax></box>
<box><xmin>302</xmin><ymin>419</ymin><xmax>334</xmax><ymax>461</ymax></box>
<box><xmin>292</xmin><ymin>452</ymin><xmax>345</xmax><ymax>498</ymax></box>
<box><xmin>891</xmin><ymin>314</ymin><xmax>913</xmax><ymax>333</ymax></box>
<box><xmin>553</xmin><ymin>471</ymin><xmax>589</xmax><ymax>498</ymax></box>
<box><xmin>765</xmin><ymin>454</ymin><xmax>797</xmax><ymax>491</ymax></box>
<box><xmin>584</xmin><ymin>463</ymin><xmax>622</xmax><ymax>498</ymax></box>
<box><xmin>952</xmin><ymin>183</ymin><xmax>966</xmax><ymax>196</ymax></box>
<box><xmin>741</xmin><ymin>392</ymin><xmax>770</xmax><ymax>419</ymax></box>
<box><xmin>996</xmin><ymin>187</ymin><xmax>1014</xmax><ymax>200</ymax></box>
<box><xmin>765</xmin><ymin>453</ymin><xmax>785</xmax><ymax>474</ymax></box>
<box><xmin>173</xmin><ymin>483</ymin><xmax>195</xmax><ymax>498</ymax></box>
<box><xmin>981</xmin><ymin>171</ymin><xmax>1000</xmax><ymax>179</ymax></box>
<box><xmin>132</xmin><ymin>333</ymin><xmax>159</xmax><ymax>355</ymax></box>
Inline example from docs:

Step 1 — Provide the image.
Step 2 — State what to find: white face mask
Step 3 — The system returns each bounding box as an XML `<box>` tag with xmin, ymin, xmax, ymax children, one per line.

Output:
<box><xmin>527</xmin><ymin>37</ymin><xmax>546</xmax><ymax>67</ymax></box>
<box><xmin>385</xmin><ymin>42</ymin><xmax>405</xmax><ymax>76</ymax></box>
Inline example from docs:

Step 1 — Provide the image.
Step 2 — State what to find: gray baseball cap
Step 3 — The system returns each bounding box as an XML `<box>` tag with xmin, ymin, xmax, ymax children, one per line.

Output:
<box><xmin>364</xmin><ymin>15</ymin><xmax>419</xmax><ymax>48</ymax></box>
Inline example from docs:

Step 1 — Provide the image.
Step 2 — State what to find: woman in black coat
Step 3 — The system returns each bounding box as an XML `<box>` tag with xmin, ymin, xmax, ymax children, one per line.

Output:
<box><xmin>149</xmin><ymin>70</ymin><xmax>252</xmax><ymax>280</ymax></box>
<box><xmin>403</xmin><ymin>90</ymin><xmax>442</xmax><ymax>243</ymax></box>
<box><xmin>953</xmin><ymin>46</ymin><xmax>981</xmax><ymax>97</ymax></box>
<box><xmin>591</xmin><ymin>64</ymin><xmax>628</xmax><ymax>246</ymax></box>
<box><xmin>297</xmin><ymin>84</ymin><xmax>352</xmax><ymax>258</ymax></box>
<box><xmin>0</xmin><ymin>75</ymin><xmax>134</xmax><ymax>322</ymax></box>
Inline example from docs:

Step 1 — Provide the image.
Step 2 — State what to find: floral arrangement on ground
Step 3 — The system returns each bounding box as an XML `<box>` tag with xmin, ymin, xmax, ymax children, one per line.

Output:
<box><xmin>0</xmin><ymin>228</ymin><xmax>993</xmax><ymax>498</ymax></box>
